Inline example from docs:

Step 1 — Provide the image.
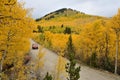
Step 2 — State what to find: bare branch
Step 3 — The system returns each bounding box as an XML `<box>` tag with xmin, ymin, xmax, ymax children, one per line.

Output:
<box><xmin>4</xmin><ymin>1</ymin><xmax>16</xmax><ymax>6</ymax></box>
<box><xmin>0</xmin><ymin>16</ymin><xmax>21</xmax><ymax>20</ymax></box>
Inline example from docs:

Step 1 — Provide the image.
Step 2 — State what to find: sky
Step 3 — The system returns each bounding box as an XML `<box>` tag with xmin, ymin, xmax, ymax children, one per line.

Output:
<box><xmin>20</xmin><ymin>0</ymin><xmax>120</xmax><ymax>19</ymax></box>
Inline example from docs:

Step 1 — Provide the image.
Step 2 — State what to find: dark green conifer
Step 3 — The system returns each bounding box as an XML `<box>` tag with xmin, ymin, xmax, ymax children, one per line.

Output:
<box><xmin>65</xmin><ymin>35</ymin><xmax>80</xmax><ymax>80</ymax></box>
<box><xmin>43</xmin><ymin>72</ymin><xmax>53</xmax><ymax>80</ymax></box>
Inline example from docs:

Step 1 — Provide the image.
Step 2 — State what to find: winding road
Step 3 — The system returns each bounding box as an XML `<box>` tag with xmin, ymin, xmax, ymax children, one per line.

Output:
<box><xmin>29</xmin><ymin>39</ymin><xmax>120</xmax><ymax>80</ymax></box>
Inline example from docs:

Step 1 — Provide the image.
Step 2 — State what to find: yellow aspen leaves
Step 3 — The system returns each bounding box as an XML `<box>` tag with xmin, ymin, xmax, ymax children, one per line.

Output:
<box><xmin>0</xmin><ymin>0</ymin><xmax>36</xmax><ymax>79</ymax></box>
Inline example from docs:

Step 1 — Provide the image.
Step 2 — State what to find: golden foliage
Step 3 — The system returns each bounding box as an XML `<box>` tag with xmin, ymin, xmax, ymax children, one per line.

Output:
<box><xmin>0</xmin><ymin>0</ymin><xmax>36</xmax><ymax>79</ymax></box>
<box><xmin>55</xmin><ymin>54</ymin><xmax>67</xmax><ymax>80</ymax></box>
<box><xmin>34</xmin><ymin>9</ymin><xmax>120</xmax><ymax>74</ymax></box>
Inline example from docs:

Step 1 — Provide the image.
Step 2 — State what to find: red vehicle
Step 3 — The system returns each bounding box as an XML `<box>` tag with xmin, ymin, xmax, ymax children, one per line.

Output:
<box><xmin>32</xmin><ymin>44</ymin><xmax>38</xmax><ymax>49</ymax></box>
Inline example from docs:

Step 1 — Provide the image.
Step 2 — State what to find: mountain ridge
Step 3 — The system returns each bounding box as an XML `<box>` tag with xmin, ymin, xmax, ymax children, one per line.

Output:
<box><xmin>36</xmin><ymin>8</ymin><xmax>105</xmax><ymax>21</ymax></box>
<box><xmin>36</xmin><ymin>8</ymin><xmax>108</xmax><ymax>34</ymax></box>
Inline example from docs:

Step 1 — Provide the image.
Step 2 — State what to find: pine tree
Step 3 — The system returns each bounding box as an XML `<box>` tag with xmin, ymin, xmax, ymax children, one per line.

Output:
<box><xmin>37</xmin><ymin>26</ymin><xmax>43</xmax><ymax>33</ymax></box>
<box><xmin>64</xmin><ymin>27</ymin><xmax>71</xmax><ymax>34</ymax></box>
<box><xmin>90</xmin><ymin>52</ymin><xmax>97</xmax><ymax>67</ymax></box>
<box><xmin>43</xmin><ymin>72</ymin><xmax>53</xmax><ymax>80</ymax></box>
<box><xmin>65</xmin><ymin>35</ymin><xmax>80</xmax><ymax>80</ymax></box>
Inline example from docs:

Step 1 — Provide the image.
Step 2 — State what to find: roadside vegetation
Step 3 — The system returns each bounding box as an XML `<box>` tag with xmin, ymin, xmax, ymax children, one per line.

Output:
<box><xmin>34</xmin><ymin>8</ymin><xmax>120</xmax><ymax>75</ymax></box>
<box><xmin>1</xmin><ymin>0</ymin><xmax>120</xmax><ymax>79</ymax></box>
<box><xmin>0</xmin><ymin>0</ymin><xmax>36</xmax><ymax>79</ymax></box>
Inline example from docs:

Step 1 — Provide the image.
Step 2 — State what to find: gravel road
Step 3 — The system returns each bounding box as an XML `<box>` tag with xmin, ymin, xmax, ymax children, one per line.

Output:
<box><xmin>29</xmin><ymin>39</ymin><xmax>120</xmax><ymax>80</ymax></box>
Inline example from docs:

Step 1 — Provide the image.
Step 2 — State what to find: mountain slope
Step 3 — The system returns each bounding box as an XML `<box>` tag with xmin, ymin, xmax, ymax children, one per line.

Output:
<box><xmin>36</xmin><ymin>8</ymin><xmax>108</xmax><ymax>33</ymax></box>
<box><xmin>36</xmin><ymin>8</ymin><xmax>104</xmax><ymax>21</ymax></box>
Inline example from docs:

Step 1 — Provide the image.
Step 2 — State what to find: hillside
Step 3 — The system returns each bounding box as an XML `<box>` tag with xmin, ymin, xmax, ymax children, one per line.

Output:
<box><xmin>36</xmin><ymin>8</ymin><xmax>108</xmax><ymax>33</ymax></box>
<box><xmin>34</xmin><ymin>8</ymin><xmax>120</xmax><ymax>75</ymax></box>
<box><xmin>36</xmin><ymin>8</ymin><xmax>91</xmax><ymax>21</ymax></box>
<box><xmin>36</xmin><ymin>8</ymin><xmax>104</xmax><ymax>21</ymax></box>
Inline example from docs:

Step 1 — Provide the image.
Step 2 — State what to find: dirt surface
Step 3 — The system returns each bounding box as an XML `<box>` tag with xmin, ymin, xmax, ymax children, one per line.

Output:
<box><xmin>29</xmin><ymin>39</ymin><xmax>120</xmax><ymax>80</ymax></box>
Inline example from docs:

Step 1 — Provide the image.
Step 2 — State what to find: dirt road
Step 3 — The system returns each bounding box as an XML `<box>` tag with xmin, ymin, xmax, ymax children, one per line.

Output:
<box><xmin>29</xmin><ymin>39</ymin><xmax>120</xmax><ymax>80</ymax></box>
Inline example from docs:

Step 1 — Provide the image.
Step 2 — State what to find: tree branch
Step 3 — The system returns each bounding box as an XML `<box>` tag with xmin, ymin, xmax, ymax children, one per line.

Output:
<box><xmin>4</xmin><ymin>1</ymin><xmax>16</xmax><ymax>6</ymax></box>
<box><xmin>0</xmin><ymin>16</ymin><xmax>21</xmax><ymax>20</ymax></box>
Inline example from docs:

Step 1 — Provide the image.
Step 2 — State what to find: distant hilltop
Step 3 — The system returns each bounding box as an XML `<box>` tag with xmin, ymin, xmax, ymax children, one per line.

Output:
<box><xmin>36</xmin><ymin>8</ymin><xmax>104</xmax><ymax>21</ymax></box>
<box><xmin>36</xmin><ymin>8</ymin><xmax>106</xmax><ymax>29</ymax></box>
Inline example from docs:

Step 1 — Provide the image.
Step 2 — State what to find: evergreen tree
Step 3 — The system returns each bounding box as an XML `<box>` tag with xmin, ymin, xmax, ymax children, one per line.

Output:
<box><xmin>64</xmin><ymin>27</ymin><xmax>71</xmax><ymax>34</ymax></box>
<box><xmin>37</xmin><ymin>26</ymin><xmax>43</xmax><ymax>33</ymax></box>
<box><xmin>43</xmin><ymin>72</ymin><xmax>53</xmax><ymax>80</ymax></box>
<box><xmin>90</xmin><ymin>52</ymin><xmax>97</xmax><ymax>67</ymax></box>
<box><xmin>65</xmin><ymin>35</ymin><xmax>80</xmax><ymax>80</ymax></box>
<box><xmin>61</xmin><ymin>24</ymin><xmax>64</xmax><ymax>28</ymax></box>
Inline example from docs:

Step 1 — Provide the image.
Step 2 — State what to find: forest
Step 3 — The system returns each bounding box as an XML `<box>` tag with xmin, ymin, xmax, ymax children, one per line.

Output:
<box><xmin>34</xmin><ymin>8</ymin><xmax>120</xmax><ymax>75</ymax></box>
<box><xmin>0</xmin><ymin>0</ymin><xmax>120</xmax><ymax>80</ymax></box>
<box><xmin>0</xmin><ymin>0</ymin><xmax>36</xmax><ymax>79</ymax></box>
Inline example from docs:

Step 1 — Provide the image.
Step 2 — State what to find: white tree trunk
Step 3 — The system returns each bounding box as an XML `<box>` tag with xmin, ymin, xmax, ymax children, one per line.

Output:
<box><xmin>115</xmin><ymin>33</ymin><xmax>119</xmax><ymax>74</ymax></box>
